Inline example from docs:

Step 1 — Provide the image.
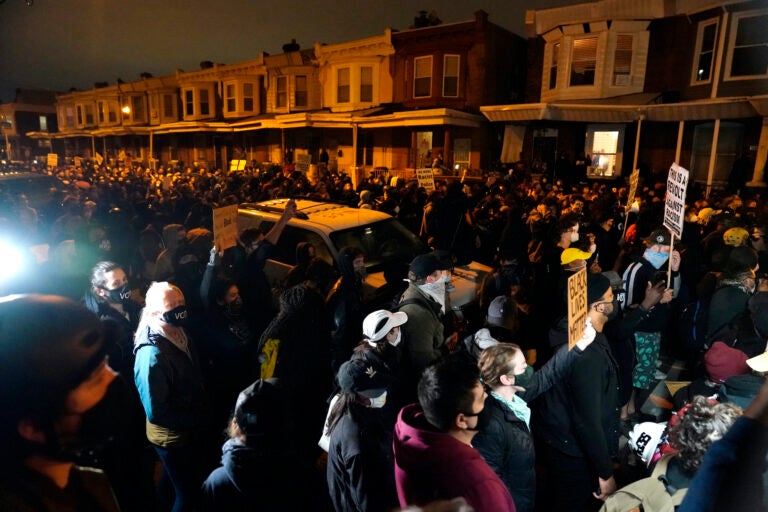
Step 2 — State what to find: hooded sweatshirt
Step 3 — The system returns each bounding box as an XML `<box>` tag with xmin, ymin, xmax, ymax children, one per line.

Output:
<box><xmin>393</xmin><ymin>404</ymin><xmax>516</xmax><ymax>512</ymax></box>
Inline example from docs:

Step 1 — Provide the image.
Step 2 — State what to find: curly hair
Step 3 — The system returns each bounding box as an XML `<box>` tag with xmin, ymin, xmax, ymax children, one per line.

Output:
<box><xmin>667</xmin><ymin>396</ymin><xmax>742</xmax><ymax>473</ymax></box>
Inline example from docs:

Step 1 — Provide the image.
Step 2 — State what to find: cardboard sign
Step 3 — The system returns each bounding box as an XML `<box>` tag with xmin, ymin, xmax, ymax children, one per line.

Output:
<box><xmin>229</xmin><ymin>159</ymin><xmax>246</xmax><ymax>171</ymax></box>
<box><xmin>415</xmin><ymin>168</ymin><xmax>436</xmax><ymax>192</ymax></box>
<box><xmin>663</xmin><ymin>163</ymin><xmax>689</xmax><ymax>238</ymax></box>
<box><xmin>295</xmin><ymin>153</ymin><xmax>311</xmax><ymax>173</ymax></box>
<box><xmin>212</xmin><ymin>204</ymin><xmax>239</xmax><ymax>252</ymax></box>
<box><xmin>47</xmin><ymin>153</ymin><xmax>58</xmax><ymax>167</ymax></box>
<box><xmin>567</xmin><ymin>267</ymin><xmax>588</xmax><ymax>350</ymax></box>
<box><xmin>627</xmin><ymin>168</ymin><xmax>640</xmax><ymax>207</ymax></box>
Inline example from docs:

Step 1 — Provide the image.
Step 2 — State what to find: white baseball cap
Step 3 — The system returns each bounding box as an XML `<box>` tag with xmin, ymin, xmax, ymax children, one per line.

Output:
<box><xmin>363</xmin><ymin>310</ymin><xmax>408</xmax><ymax>343</ymax></box>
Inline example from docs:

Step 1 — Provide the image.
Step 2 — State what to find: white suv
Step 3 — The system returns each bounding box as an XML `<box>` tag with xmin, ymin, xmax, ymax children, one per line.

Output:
<box><xmin>237</xmin><ymin>198</ymin><xmax>490</xmax><ymax>312</ymax></box>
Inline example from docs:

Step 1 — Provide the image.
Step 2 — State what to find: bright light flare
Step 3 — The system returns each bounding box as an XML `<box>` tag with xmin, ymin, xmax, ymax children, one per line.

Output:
<box><xmin>0</xmin><ymin>241</ymin><xmax>23</xmax><ymax>282</ymax></box>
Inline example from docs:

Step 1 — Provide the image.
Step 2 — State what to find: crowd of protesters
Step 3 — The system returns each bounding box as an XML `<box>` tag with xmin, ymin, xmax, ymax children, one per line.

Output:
<box><xmin>1</xmin><ymin>156</ymin><xmax>768</xmax><ymax>512</ymax></box>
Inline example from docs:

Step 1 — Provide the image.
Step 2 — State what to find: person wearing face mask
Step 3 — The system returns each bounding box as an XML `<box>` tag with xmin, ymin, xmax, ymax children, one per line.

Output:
<box><xmin>327</xmin><ymin>246</ymin><xmax>367</xmax><ymax>372</ymax></box>
<box><xmin>398</xmin><ymin>252</ymin><xmax>457</xmax><ymax>400</ymax></box>
<box><xmin>534</xmin><ymin>273</ymin><xmax>621</xmax><ymax>511</ymax></box>
<box><xmin>473</xmin><ymin>343</ymin><xmax>536</xmax><ymax>512</ymax></box>
<box><xmin>707</xmin><ymin>246</ymin><xmax>766</xmax><ymax>358</ymax></box>
<box><xmin>393</xmin><ymin>353</ymin><xmax>516</xmax><ymax>511</ymax></box>
<box><xmin>0</xmin><ymin>295</ymin><xmax>127</xmax><ymax>511</ymax></box>
<box><xmin>621</xmin><ymin>228</ymin><xmax>679</xmax><ymax>418</ymax></box>
<box><xmin>326</xmin><ymin>358</ymin><xmax>399</xmax><ymax>512</ymax></box>
<box><xmin>134</xmin><ymin>282</ymin><xmax>205</xmax><ymax>512</ymax></box>
<box><xmin>83</xmin><ymin>261</ymin><xmax>142</xmax><ymax>380</ymax></box>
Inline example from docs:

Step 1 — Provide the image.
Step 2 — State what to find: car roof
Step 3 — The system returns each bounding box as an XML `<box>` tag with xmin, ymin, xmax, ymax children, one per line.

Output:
<box><xmin>240</xmin><ymin>198</ymin><xmax>392</xmax><ymax>232</ymax></box>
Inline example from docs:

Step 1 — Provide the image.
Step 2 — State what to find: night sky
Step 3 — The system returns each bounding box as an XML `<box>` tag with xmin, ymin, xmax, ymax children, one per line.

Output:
<box><xmin>0</xmin><ymin>0</ymin><xmax>582</xmax><ymax>103</ymax></box>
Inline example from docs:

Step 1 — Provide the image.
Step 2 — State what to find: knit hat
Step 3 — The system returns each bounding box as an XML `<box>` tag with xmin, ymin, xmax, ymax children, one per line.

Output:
<box><xmin>587</xmin><ymin>273</ymin><xmax>611</xmax><ymax>305</ymax></box>
<box><xmin>362</xmin><ymin>310</ymin><xmax>408</xmax><ymax>343</ymax></box>
<box><xmin>628</xmin><ymin>421</ymin><xmax>666</xmax><ymax>467</ymax></box>
<box><xmin>337</xmin><ymin>358</ymin><xmax>391</xmax><ymax>397</ymax></box>
<box><xmin>409</xmin><ymin>253</ymin><xmax>441</xmax><ymax>281</ymax></box>
<box><xmin>487</xmin><ymin>295</ymin><xmax>509</xmax><ymax>326</ymax></box>
<box><xmin>234</xmin><ymin>379</ymin><xmax>285</xmax><ymax>438</ymax></box>
<box><xmin>561</xmin><ymin>247</ymin><xmax>593</xmax><ymax>266</ymax></box>
<box><xmin>704</xmin><ymin>341</ymin><xmax>749</xmax><ymax>384</ymax></box>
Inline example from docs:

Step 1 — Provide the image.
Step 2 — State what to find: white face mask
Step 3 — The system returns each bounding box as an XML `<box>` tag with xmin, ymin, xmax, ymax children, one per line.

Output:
<box><xmin>368</xmin><ymin>391</ymin><xmax>387</xmax><ymax>409</ymax></box>
<box><xmin>388</xmin><ymin>330</ymin><xmax>402</xmax><ymax>347</ymax></box>
<box><xmin>570</xmin><ymin>231</ymin><xmax>579</xmax><ymax>243</ymax></box>
<box><xmin>418</xmin><ymin>280</ymin><xmax>446</xmax><ymax>313</ymax></box>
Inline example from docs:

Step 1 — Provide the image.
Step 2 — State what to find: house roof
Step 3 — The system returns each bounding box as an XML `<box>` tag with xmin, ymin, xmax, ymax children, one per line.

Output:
<box><xmin>480</xmin><ymin>95</ymin><xmax>767</xmax><ymax>123</ymax></box>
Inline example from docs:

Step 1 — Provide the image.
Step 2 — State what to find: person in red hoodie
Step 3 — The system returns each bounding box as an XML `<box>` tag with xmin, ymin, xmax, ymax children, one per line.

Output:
<box><xmin>393</xmin><ymin>353</ymin><xmax>517</xmax><ymax>511</ymax></box>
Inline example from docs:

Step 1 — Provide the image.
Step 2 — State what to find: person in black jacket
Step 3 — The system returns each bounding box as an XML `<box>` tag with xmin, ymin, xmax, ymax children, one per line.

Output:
<box><xmin>473</xmin><ymin>343</ymin><xmax>536</xmax><ymax>512</ymax></box>
<box><xmin>327</xmin><ymin>246</ymin><xmax>366</xmax><ymax>372</ymax></box>
<box><xmin>326</xmin><ymin>358</ymin><xmax>399</xmax><ymax>512</ymax></box>
<box><xmin>533</xmin><ymin>273</ymin><xmax>621</xmax><ymax>511</ymax></box>
<box><xmin>201</xmin><ymin>379</ymin><xmax>321</xmax><ymax>512</ymax></box>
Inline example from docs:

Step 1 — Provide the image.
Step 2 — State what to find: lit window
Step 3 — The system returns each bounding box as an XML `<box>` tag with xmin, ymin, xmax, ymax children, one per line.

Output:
<box><xmin>727</xmin><ymin>11</ymin><xmax>768</xmax><ymax>79</ymax></box>
<box><xmin>570</xmin><ymin>37</ymin><xmax>598</xmax><ymax>86</ymax></box>
<box><xmin>414</xmin><ymin>56</ymin><xmax>432</xmax><ymax>98</ymax></box>
<box><xmin>360</xmin><ymin>67</ymin><xmax>373</xmax><ymax>102</ymax></box>
<box><xmin>337</xmin><ymin>68</ymin><xmax>350</xmax><ymax>103</ymax></box>
<box><xmin>613</xmin><ymin>35</ymin><xmax>633</xmax><ymax>86</ymax></box>
<box><xmin>443</xmin><ymin>55</ymin><xmax>459</xmax><ymax>97</ymax></box>
<box><xmin>39</xmin><ymin>115</ymin><xmax>47</xmax><ymax>132</ymax></box>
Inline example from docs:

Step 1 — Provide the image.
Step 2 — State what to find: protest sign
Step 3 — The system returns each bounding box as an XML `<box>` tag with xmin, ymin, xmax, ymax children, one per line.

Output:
<box><xmin>213</xmin><ymin>205</ymin><xmax>239</xmax><ymax>252</ymax></box>
<box><xmin>663</xmin><ymin>163</ymin><xmax>689</xmax><ymax>238</ymax></box>
<box><xmin>229</xmin><ymin>159</ymin><xmax>246</xmax><ymax>171</ymax></box>
<box><xmin>415</xmin><ymin>168</ymin><xmax>436</xmax><ymax>192</ymax></box>
<box><xmin>47</xmin><ymin>153</ymin><xmax>58</xmax><ymax>167</ymax></box>
<box><xmin>295</xmin><ymin>153</ymin><xmax>311</xmax><ymax>173</ymax></box>
<box><xmin>567</xmin><ymin>267</ymin><xmax>588</xmax><ymax>350</ymax></box>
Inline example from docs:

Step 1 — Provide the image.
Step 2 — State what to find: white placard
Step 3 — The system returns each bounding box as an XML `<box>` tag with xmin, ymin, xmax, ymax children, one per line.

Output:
<box><xmin>415</xmin><ymin>168</ymin><xmax>435</xmax><ymax>192</ymax></box>
<box><xmin>213</xmin><ymin>204</ymin><xmax>239</xmax><ymax>252</ymax></box>
<box><xmin>663</xmin><ymin>163</ymin><xmax>689</xmax><ymax>238</ymax></box>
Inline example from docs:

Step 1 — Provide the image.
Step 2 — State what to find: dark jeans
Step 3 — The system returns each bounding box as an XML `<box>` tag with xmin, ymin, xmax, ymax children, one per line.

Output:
<box><xmin>153</xmin><ymin>444</ymin><xmax>201</xmax><ymax>512</ymax></box>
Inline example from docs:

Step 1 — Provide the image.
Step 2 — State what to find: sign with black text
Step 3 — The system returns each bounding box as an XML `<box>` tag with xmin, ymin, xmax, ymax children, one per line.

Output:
<box><xmin>567</xmin><ymin>267</ymin><xmax>588</xmax><ymax>350</ymax></box>
<box><xmin>663</xmin><ymin>163</ymin><xmax>689</xmax><ymax>238</ymax></box>
<box><xmin>415</xmin><ymin>168</ymin><xmax>436</xmax><ymax>192</ymax></box>
<box><xmin>213</xmin><ymin>205</ymin><xmax>239</xmax><ymax>252</ymax></box>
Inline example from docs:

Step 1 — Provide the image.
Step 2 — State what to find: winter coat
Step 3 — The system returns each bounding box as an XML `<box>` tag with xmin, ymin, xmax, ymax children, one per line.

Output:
<box><xmin>393</xmin><ymin>404</ymin><xmax>516</xmax><ymax>512</ymax></box>
<box><xmin>133</xmin><ymin>326</ymin><xmax>205</xmax><ymax>436</ymax></box>
<box><xmin>398</xmin><ymin>283</ymin><xmax>445</xmax><ymax>384</ymax></box>
<box><xmin>473</xmin><ymin>394</ymin><xmax>535</xmax><ymax>512</ymax></box>
<box><xmin>201</xmin><ymin>438</ymin><xmax>317</xmax><ymax>512</ymax></box>
<box><xmin>327</xmin><ymin>405</ymin><xmax>398</xmax><ymax>512</ymax></box>
<box><xmin>532</xmin><ymin>331</ymin><xmax>621</xmax><ymax>480</ymax></box>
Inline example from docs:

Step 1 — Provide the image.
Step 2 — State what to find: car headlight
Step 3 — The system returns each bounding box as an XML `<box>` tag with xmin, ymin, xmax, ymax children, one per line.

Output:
<box><xmin>0</xmin><ymin>241</ymin><xmax>23</xmax><ymax>282</ymax></box>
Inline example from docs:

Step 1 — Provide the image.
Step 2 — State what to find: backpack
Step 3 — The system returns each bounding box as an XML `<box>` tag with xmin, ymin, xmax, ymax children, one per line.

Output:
<box><xmin>259</xmin><ymin>338</ymin><xmax>280</xmax><ymax>379</ymax></box>
<box><xmin>600</xmin><ymin>454</ymin><xmax>687</xmax><ymax>512</ymax></box>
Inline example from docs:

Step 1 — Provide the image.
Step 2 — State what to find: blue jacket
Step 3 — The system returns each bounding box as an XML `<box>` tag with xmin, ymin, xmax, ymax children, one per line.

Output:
<box><xmin>133</xmin><ymin>326</ymin><xmax>204</xmax><ymax>433</ymax></box>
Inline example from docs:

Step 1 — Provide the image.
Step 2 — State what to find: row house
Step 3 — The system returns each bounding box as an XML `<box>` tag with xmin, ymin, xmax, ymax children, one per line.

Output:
<box><xmin>38</xmin><ymin>10</ymin><xmax>525</xmax><ymax>183</ymax></box>
<box><xmin>0</xmin><ymin>89</ymin><xmax>57</xmax><ymax>162</ymax></box>
<box><xmin>481</xmin><ymin>0</ymin><xmax>768</xmax><ymax>193</ymax></box>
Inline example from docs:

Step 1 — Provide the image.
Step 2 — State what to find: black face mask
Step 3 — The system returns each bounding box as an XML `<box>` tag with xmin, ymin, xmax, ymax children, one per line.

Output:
<box><xmin>465</xmin><ymin>408</ymin><xmax>490</xmax><ymax>432</ymax></box>
<box><xmin>46</xmin><ymin>376</ymin><xmax>132</xmax><ymax>465</ymax></box>
<box><xmin>162</xmin><ymin>306</ymin><xmax>189</xmax><ymax>326</ymax></box>
<box><xmin>604</xmin><ymin>300</ymin><xmax>620</xmax><ymax>321</ymax></box>
<box><xmin>103</xmin><ymin>283</ymin><xmax>131</xmax><ymax>304</ymax></box>
<box><xmin>224</xmin><ymin>298</ymin><xmax>243</xmax><ymax>319</ymax></box>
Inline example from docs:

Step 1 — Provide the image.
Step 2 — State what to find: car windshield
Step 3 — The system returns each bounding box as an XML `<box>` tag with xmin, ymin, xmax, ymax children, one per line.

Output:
<box><xmin>329</xmin><ymin>218</ymin><xmax>427</xmax><ymax>271</ymax></box>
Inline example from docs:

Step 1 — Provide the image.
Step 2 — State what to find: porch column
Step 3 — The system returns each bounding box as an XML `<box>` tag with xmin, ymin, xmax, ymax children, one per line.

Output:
<box><xmin>675</xmin><ymin>121</ymin><xmax>685</xmax><ymax>164</ymax></box>
<box><xmin>149</xmin><ymin>131</ymin><xmax>155</xmax><ymax>170</ymax></box>
<box><xmin>352</xmin><ymin>123</ymin><xmax>359</xmax><ymax>188</ymax></box>
<box><xmin>91</xmin><ymin>136</ymin><xmax>96</xmax><ymax>159</ymax></box>
<box><xmin>747</xmin><ymin>117</ymin><xmax>768</xmax><ymax>187</ymax></box>
<box><xmin>443</xmin><ymin>126</ymin><xmax>452</xmax><ymax>172</ymax></box>
<box><xmin>705</xmin><ymin>119</ymin><xmax>721</xmax><ymax>198</ymax></box>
